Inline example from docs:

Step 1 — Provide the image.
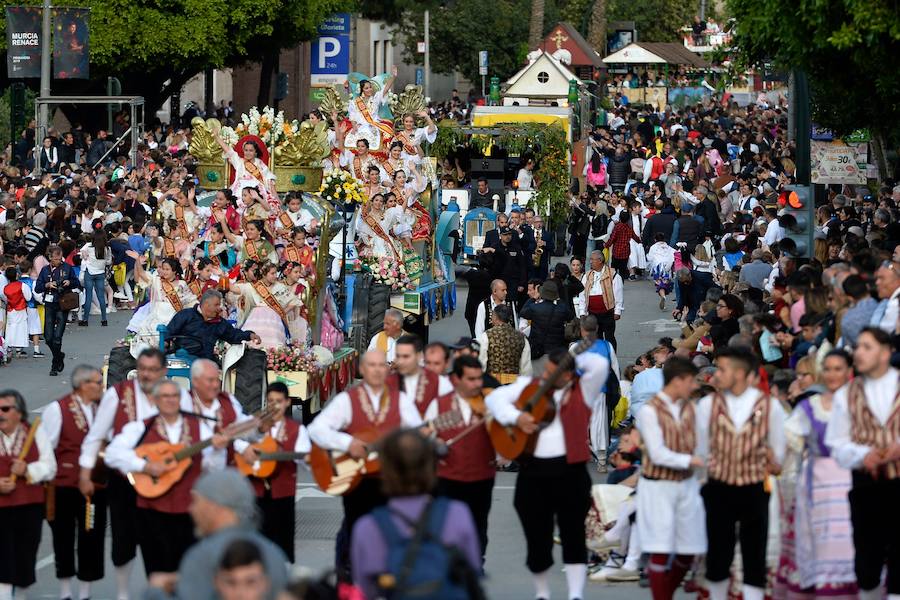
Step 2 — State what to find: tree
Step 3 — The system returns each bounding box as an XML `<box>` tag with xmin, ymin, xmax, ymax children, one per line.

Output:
<box><xmin>726</xmin><ymin>0</ymin><xmax>900</xmax><ymax>178</ymax></box>
<box><xmin>529</xmin><ymin>0</ymin><xmax>545</xmax><ymax>49</ymax></box>
<box><xmin>587</xmin><ymin>0</ymin><xmax>606</xmax><ymax>56</ymax></box>
<box><xmin>606</xmin><ymin>0</ymin><xmax>695</xmax><ymax>42</ymax></box>
<box><xmin>0</xmin><ymin>0</ymin><xmax>352</xmax><ymax>117</ymax></box>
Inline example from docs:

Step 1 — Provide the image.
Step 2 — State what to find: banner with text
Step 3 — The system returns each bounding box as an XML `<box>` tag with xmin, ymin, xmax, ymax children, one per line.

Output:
<box><xmin>52</xmin><ymin>8</ymin><xmax>90</xmax><ymax>79</ymax></box>
<box><xmin>310</xmin><ymin>13</ymin><xmax>350</xmax><ymax>86</ymax></box>
<box><xmin>811</xmin><ymin>140</ymin><xmax>867</xmax><ymax>185</ymax></box>
<box><xmin>6</xmin><ymin>6</ymin><xmax>43</xmax><ymax>78</ymax></box>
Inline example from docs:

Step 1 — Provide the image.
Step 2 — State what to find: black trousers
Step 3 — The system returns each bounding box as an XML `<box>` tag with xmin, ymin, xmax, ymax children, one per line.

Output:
<box><xmin>848</xmin><ymin>472</ymin><xmax>900</xmax><ymax>592</ymax></box>
<box><xmin>136</xmin><ymin>508</ymin><xmax>195</xmax><ymax>575</ymax></box>
<box><xmin>0</xmin><ymin>503</ymin><xmax>45</xmax><ymax>587</ymax></box>
<box><xmin>611</xmin><ymin>257</ymin><xmax>629</xmax><ymax>278</ymax></box>
<box><xmin>437</xmin><ymin>477</ymin><xmax>495</xmax><ymax>562</ymax></box>
<box><xmin>43</xmin><ymin>303</ymin><xmax>69</xmax><ymax>368</ymax></box>
<box><xmin>258</xmin><ymin>492</ymin><xmax>296</xmax><ymax>563</ymax></box>
<box><xmin>702</xmin><ymin>479</ymin><xmax>769</xmax><ymax>587</ymax></box>
<box><xmin>108</xmin><ymin>473</ymin><xmax>140</xmax><ymax>566</ymax></box>
<box><xmin>49</xmin><ymin>486</ymin><xmax>107</xmax><ymax>581</ymax></box>
<box><xmin>336</xmin><ymin>477</ymin><xmax>386</xmax><ymax>575</ymax></box>
<box><xmin>591</xmin><ymin>310</ymin><xmax>617</xmax><ymax>351</ymax></box>
<box><xmin>513</xmin><ymin>458</ymin><xmax>591</xmax><ymax>573</ymax></box>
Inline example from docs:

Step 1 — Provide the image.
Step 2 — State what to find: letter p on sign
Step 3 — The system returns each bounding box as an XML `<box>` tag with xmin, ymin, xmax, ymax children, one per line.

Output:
<box><xmin>318</xmin><ymin>37</ymin><xmax>340</xmax><ymax>69</ymax></box>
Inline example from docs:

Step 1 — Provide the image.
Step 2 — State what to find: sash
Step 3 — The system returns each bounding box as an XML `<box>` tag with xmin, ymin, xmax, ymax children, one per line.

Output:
<box><xmin>408</xmin><ymin>200</ymin><xmax>431</xmax><ymax>241</ymax></box>
<box><xmin>396</xmin><ymin>130</ymin><xmax>418</xmax><ymax>155</ymax></box>
<box><xmin>189</xmin><ymin>279</ymin><xmax>201</xmax><ymax>298</ymax></box>
<box><xmin>174</xmin><ymin>205</ymin><xmax>185</xmax><ymax>224</ymax></box>
<box><xmin>243</xmin><ymin>159</ymin><xmax>265</xmax><ymax>185</ymax></box>
<box><xmin>163</xmin><ymin>238</ymin><xmax>176</xmax><ymax>258</ymax></box>
<box><xmin>364</xmin><ymin>212</ymin><xmax>402</xmax><ymax>264</ymax></box>
<box><xmin>279</xmin><ymin>212</ymin><xmax>295</xmax><ymax>230</ymax></box>
<box><xmin>284</xmin><ymin>245</ymin><xmax>313</xmax><ymax>266</ymax></box>
<box><xmin>383</xmin><ymin>158</ymin><xmax>403</xmax><ymax>179</ymax></box>
<box><xmin>203</xmin><ymin>242</ymin><xmax>221</xmax><ymax>268</ymax></box>
<box><xmin>352</xmin><ymin>156</ymin><xmax>365</xmax><ymax>181</ymax></box>
<box><xmin>244</xmin><ymin>239</ymin><xmax>260</xmax><ymax>261</ymax></box>
<box><xmin>252</xmin><ymin>281</ymin><xmax>287</xmax><ymax>324</ymax></box>
<box><xmin>160</xmin><ymin>279</ymin><xmax>184</xmax><ymax>312</ymax></box>
<box><xmin>376</xmin><ymin>332</ymin><xmax>389</xmax><ymax>352</ymax></box>
<box><xmin>354</xmin><ymin>96</ymin><xmax>394</xmax><ymax>139</ymax></box>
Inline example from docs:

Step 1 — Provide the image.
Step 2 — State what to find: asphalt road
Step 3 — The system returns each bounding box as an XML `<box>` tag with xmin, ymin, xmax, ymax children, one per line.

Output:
<box><xmin>6</xmin><ymin>270</ymin><xmax>683</xmax><ymax>599</ymax></box>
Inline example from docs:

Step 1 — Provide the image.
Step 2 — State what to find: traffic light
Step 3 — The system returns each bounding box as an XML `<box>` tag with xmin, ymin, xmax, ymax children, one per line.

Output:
<box><xmin>777</xmin><ymin>185</ymin><xmax>813</xmax><ymax>258</ymax></box>
<box><xmin>275</xmin><ymin>73</ymin><xmax>289</xmax><ymax>101</ymax></box>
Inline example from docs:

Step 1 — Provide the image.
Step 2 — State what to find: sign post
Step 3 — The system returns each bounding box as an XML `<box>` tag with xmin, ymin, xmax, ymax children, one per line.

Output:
<box><xmin>479</xmin><ymin>50</ymin><xmax>488</xmax><ymax>98</ymax></box>
<box><xmin>310</xmin><ymin>13</ymin><xmax>350</xmax><ymax>88</ymax></box>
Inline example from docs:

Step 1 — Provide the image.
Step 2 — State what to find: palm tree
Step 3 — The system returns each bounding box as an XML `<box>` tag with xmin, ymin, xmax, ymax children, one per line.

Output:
<box><xmin>587</xmin><ymin>0</ymin><xmax>607</xmax><ymax>57</ymax></box>
<box><xmin>528</xmin><ymin>0</ymin><xmax>545</xmax><ymax>50</ymax></box>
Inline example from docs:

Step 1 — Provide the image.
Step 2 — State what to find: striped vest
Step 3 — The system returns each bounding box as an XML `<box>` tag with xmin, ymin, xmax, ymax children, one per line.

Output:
<box><xmin>848</xmin><ymin>376</ymin><xmax>900</xmax><ymax>480</ymax></box>
<box><xmin>641</xmin><ymin>395</ymin><xmax>695</xmax><ymax>481</ymax></box>
<box><xmin>707</xmin><ymin>391</ymin><xmax>770</xmax><ymax>486</ymax></box>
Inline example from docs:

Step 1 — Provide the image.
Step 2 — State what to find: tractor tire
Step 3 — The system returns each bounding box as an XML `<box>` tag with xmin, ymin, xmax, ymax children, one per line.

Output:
<box><xmin>366</xmin><ymin>283</ymin><xmax>392</xmax><ymax>339</ymax></box>
<box><xmin>106</xmin><ymin>346</ymin><xmax>136</xmax><ymax>389</ymax></box>
<box><xmin>232</xmin><ymin>348</ymin><xmax>268</xmax><ymax>414</ymax></box>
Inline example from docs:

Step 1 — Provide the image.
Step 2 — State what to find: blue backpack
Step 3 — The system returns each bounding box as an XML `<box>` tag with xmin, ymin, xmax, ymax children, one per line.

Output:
<box><xmin>370</xmin><ymin>497</ymin><xmax>475</xmax><ymax>600</ymax></box>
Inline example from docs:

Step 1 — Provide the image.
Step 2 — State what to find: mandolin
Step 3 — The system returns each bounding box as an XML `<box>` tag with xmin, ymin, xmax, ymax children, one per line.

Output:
<box><xmin>130</xmin><ymin>407</ymin><xmax>277</xmax><ymax>499</ymax></box>
<box><xmin>488</xmin><ymin>340</ymin><xmax>593</xmax><ymax>460</ymax></box>
<box><xmin>309</xmin><ymin>409</ymin><xmax>464</xmax><ymax>496</ymax></box>
<box><xmin>234</xmin><ymin>434</ymin><xmax>308</xmax><ymax>479</ymax></box>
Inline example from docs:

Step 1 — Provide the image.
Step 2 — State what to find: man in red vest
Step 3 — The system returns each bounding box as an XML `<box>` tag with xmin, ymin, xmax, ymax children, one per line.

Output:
<box><xmin>241</xmin><ymin>382</ymin><xmax>310</xmax><ymax>562</ymax></box>
<box><xmin>189</xmin><ymin>358</ymin><xmax>254</xmax><ymax>471</ymax></box>
<box><xmin>430</xmin><ymin>355</ymin><xmax>495</xmax><ymax>565</ymax></box>
<box><xmin>0</xmin><ymin>389</ymin><xmax>56</xmax><ymax>599</ymax></box>
<box><xmin>41</xmin><ymin>366</ymin><xmax>107</xmax><ymax>600</ymax></box>
<box><xmin>309</xmin><ymin>349</ymin><xmax>422</xmax><ymax>577</ymax></box>
<box><xmin>486</xmin><ymin>348</ymin><xmax>609</xmax><ymax>600</ymax></box>
<box><xmin>78</xmin><ymin>348</ymin><xmax>191</xmax><ymax>600</ymax></box>
<box><xmin>390</xmin><ymin>334</ymin><xmax>452</xmax><ymax>418</ymax></box>
<box><xmin>105</xmin><ymin>379</ymin><xmax>228</xmax><ymax>576</ymax></box>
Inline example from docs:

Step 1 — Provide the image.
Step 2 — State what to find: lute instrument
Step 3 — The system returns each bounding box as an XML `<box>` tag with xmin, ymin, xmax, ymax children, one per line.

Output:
<box><xmin>234</xmin><ymin>434</ymin><xmax>308</xmax><ymax>479</ymax></box>
<box><xmin>309</xmin><ymin>409</ymin><xmax>464</xmax><ymax>496</ymax></box>
<box><xmin>10</xmin><ymin>417</ymin><xmax>41</xmax><ymax>485</ymax></box>
<box><xmin>488</xmin><ymin>340</ymin><xmax>593</xmax><ymax>459</ymax></box>
<box><xmin>130</xmin><ymin>406</ymin><xmax>277</xmax><ymax>498</ymax></box>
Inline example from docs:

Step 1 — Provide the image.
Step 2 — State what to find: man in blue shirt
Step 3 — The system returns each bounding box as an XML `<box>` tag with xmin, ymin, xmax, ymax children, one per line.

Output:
<box><xmin>165</xmin><ymin>290</ymin><xmax>259</xmax><ymax>362</ymax></box>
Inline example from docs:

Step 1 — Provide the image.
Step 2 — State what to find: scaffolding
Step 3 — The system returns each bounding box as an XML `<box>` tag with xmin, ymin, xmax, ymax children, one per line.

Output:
<box><xmin>34</xmin><ymin>95</ymin><xmax>145</xmax><ymax>173</ymax></box>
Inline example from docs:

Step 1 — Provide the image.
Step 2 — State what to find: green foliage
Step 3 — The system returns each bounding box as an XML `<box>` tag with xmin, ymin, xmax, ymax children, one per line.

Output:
<box><xmin>558</xmin><ymin>0</ymin><xmax>695</xmax><ymax>41</ymax></box>
<box><xmin>726</xmin><ymin>0</ymin><xmax>900</xmax><ymax>141</ymax></box>
<box><xmin>0</xmin><ymin>86</ymin><xmax>35</xmax><ymax>146</ymax></box>
<box><xmin>433</xmin><ymin>121</ymin><xmax>571</xmax><ymax>226</ymax></box>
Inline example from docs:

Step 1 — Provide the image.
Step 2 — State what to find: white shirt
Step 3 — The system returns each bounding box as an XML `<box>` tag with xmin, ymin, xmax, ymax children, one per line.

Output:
<box><xmin>423</xmin><ymin>393</ymin><xmax>481</xmax><ymax>426</ymax></box>
<box><xmin>516</xmin><ymin>168</ymin><xmax>534</xmax><ymax>191</ymax></box>
<box><xmin>79</xmin><ymin>244</ymin><xmax>112</xmax><ymax>276</ymax></box>
<box><xmin>826</xmin><ymin>368</ymin><xmax>899</xmax><ymax>470</ymax></box>
<box><xmin>636</xmin><ymin>391</ymin><xmax>693</xmax><ymax>472</ymax></box>
<box><xmin>78</xmin><ymin>381</ymin><xmax>193</xmax><ymax>469</ymax></box>
<box><xmin>577</xmin><ymin>269</ymin><xmax>625</xmax><ymax>317</ymax></box>
<box><xmin>0</xmin><ymin>425</ymin><xmax>56</xmax><ymax>484</ymax></box>
<box><xmin>878</xmin><ymin>287</ymin><xmax>900</xmax><ymax>333</ymax></box>
<box><xmin>105</xmin><ymin>415</ymin><xmax>196</xmax><ymax>475</ymax></box>
<box><xmin>476</xmin><ymin>330</ymin><xmax>533</xmax><ymax>377</ymax></box>
<box><xmin>307</xmin><ymin>384</ymin><xmax>422</xmax><ymax>453</ymax></box>
<box><xmin>400</xmin><ymin>370</ymin><xmax>454</xmax><ymax>417</ymax></box>
<box><xmin>40</xmin><ymin>395</ymin><xmax>96</xmax><ymax>449</ymax></box>
<box><xmin>695</xmin><ymin>387</ymin><xmax>787</xmax><ymax>466</ymax></box>
<box><xmin>486</xmin><ymin>352</ymin><xmax>609</xmax><ymax>458</ymax></box>
<box><xmin>762</xmin><ymin>219</ymin><xmax>784</xmax><ymax>247</ymax></box>
<box><xmin>474</xmin><ymin>297</ymin><xmax>518</xmax><ymax>338</ymax></box>
<box><xmin>191</xmin><ymin>392</ymin><xmax>255</xmax><ymax>472</ymax></box>
<box><xmin>367</xmin><ymin>333</ymin><xmax>401</xmax><ymax>363</ymax></box>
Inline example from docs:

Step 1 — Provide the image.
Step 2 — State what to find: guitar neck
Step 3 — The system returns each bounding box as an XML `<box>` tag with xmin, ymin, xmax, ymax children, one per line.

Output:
<box><xmin>257</xmin><ymin>451</ymin><xmax>307</xmax><ymax>461</ymax></box>
<box><xmin>174</xmin><ymin>438</ymin><xmax>213</xmax><ymax>462</ymax></box>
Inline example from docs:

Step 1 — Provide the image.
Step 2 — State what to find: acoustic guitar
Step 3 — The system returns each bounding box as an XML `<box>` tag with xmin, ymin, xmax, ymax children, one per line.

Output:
<box><xmin>488</xmin><ymin>339</ymin><xmax>593</xmax><ymax>459</ymax></box>
<box><xmin>233</xmin><ymin>434</ymin><xmax>308</xmax><ymax>479</ymax></box>
<box><xmin>130</xmin><ymin>407</ymin><xmax>276</xmax><ymax>498</ymax></box>
<box><xmin>309</xmin><ymin>409</ymin><xmax>463</xmax><ymax>496</ymax></box>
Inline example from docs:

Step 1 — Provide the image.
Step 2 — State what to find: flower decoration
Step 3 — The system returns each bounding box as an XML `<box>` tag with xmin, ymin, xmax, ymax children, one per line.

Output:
<box><xmin>266</xmin><ymin>346</ymin><xmax>322</xmax><ymax>372</ymax></box>
<box><xmin>361</xmin><ymin>256</ymin><xmax>413</xmax><ymax>291</ymax></box>
<box><xmin>319</xmin><ymin>169</ymin><xmax>365</xmax><ymax>205</ymax></box>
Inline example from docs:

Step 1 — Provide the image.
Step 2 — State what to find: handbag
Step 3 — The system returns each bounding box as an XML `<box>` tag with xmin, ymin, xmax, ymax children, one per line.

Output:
<box><xmin>58</xmin><ymin>290</ymin><xmax>80</xmax><ymax>311</ymax></box>
<box><xmin>564</xmin><ymin>318</ymin><xmax>581</xmax><ymax>342</ymax></box>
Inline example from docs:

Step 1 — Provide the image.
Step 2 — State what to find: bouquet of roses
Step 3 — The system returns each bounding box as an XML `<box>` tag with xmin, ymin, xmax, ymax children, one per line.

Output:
<box><xmin>266</xmin><ymin>346</ymin><xmax>321</xmax><ymax>372</ymax></box>
<box><xmin>362</xmin><ymin>256</ymin><xmax>413</xmax><ymax>291</ymax></box>
<box><xmin>319</xmin><ymin>169</ymin><xmax>364</xmax><ymax>205</ymax></box>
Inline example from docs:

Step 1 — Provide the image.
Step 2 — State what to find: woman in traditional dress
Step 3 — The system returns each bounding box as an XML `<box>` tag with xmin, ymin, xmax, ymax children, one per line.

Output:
<box><xmin>282</xmin><ymin>227</ymin><xmax>316</xmax><ymax>285</ymax></box>
<box><xmin>362</xmin><ymin>164</ymin><xmax>386</xmax><ymax>202</ymax></box>
<box><xmin>389</xmin><ymin>165</ymin><xmax>431</xmax><ymax>243</ymax></box>
<box><xmin>220</xmin><ymin>218</ymin><xmax>278</xmax><ymax>265</ymax></box>
<box><xmin>214</xmin><ymin>133</ymin><xmax>280</xmax><ymax>215</ymax></box>
<box><xmin>774</xmin><ymin>350</ymin><xmax>857</xmax><ymax>600</ymax></box>
<box><xmin>354</xmin><ymin>193</ymin><xmax>404</xmax><ymax>265</ymax></box>
<box><xmin>229</xmin><ymin>263</ymin><xmax>303</xmax><ymax>348</ymax></box>
<box><xmin>2</xmin><ymin>267</ymin><xmax>31</xmax><ymax>356</ymax></box>
<box><xmin>341</xmin><ymin>139</ymin><xmax>386</xmax><ymax>184</ymax></box>
<box><xmin>626</xmin><ymin>200</ymin><xmax>647</xmax><ymax>279</ymax></box>
<box><xmin>240</xmin><ymin>187</ymin><xmax>271</xmax><ymax>232</ymax></box>
<box><xmin>347</xmin><ymin>67</ymin><xmax>397</xmax><ymax>150</ymax></box>
<box><xmin>380</xmin><ymin>141</ymin><xmax>407</xmax><ymax>185</ymax></box>
<box><xmin>394</xmin><ymin>111</ymin><xmax>437</xmax><ymax>165</ymax></box>
<box><xmin>125</xmin><ymin>252</ymin><xmax>197</xmax><ymax>350</ymax></box>
<box><xmin>198</xmin><ymin>222</ymin><xmax>238</xmax><ymax>277</ymax></box>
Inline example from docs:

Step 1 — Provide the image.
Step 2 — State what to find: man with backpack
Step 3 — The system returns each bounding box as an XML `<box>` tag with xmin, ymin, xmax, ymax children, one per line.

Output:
<box><xmin>351</xmin><ymin>429</ymin><xmax>484</xmax><ymax>600</ymax></box>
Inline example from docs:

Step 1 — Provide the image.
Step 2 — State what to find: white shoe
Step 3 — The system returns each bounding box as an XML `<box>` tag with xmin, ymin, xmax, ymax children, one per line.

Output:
<box><xmin>113</xmin><ymin>292</ymin><xmax>127</xmax><ymax>300</ymax></box>
<box><xmin>590</xmin><ymin>566</ymin><xmax>626</xmax><ymax>582</ymax></box>
<box><xmin>603</xmin><ymin>567</ymin><xmax>640</xmax><ymax>582</ymax></box>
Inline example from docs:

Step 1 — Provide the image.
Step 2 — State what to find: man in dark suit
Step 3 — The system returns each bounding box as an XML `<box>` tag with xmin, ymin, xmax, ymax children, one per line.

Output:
<box><xmin>485</xmin><ymin>227</ymin><xmax>527</xmax><ymax>304</ymax></box>
<box><xmin>528</xmin><ymin>214</ymin><xmax>553</xmax><ymax>280</ymax></box>
<box><xmin>483</xmin><ymin>212</ymin><xmax>517</xmax><ymax>250</ymax></box>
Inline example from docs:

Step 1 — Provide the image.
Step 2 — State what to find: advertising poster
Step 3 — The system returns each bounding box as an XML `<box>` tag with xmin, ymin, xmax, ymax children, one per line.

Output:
<box><xmin>6</xmin><ymin>6</ymin><xmax>43</xmax><ymax>78</ymax></box>
<box><xmin>53</xmin><ymin>7</ymin><xmax>90</xmax><ymax>79</ymax></box>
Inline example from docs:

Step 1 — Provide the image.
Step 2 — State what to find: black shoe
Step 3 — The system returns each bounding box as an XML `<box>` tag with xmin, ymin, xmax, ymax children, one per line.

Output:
<box><xmin>49</xmin><ymin>369</ymin><xmax>58</xmax><ymax>376</ymax></box>
<box><xmin>101</xmin><ymin>320</ymin><xmax>108</xmax><ymax>326</ymax></box>
<box><xmin>57</xmin><ymin>352</ymin><xmax>66</xmax><ymax>373</ymax></box>
<box><xmin>78</xmin><ymin>320</ymin><xmax>88</xmax><ymax>326</ymax></box>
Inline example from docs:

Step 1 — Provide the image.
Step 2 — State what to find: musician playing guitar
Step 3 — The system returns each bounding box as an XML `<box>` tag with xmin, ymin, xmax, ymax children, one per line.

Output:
<box><xmin>486</xmin><ymin>348</ymin><xmax>609</xmax><ymax>600</ymax></box>
<box><xmin>40</xmin><ymin>366</ymin><xmax>107</xmax><ymax>600</ymax></box>
<box><xmin>425</xmin><ymin>355</ymin><xmax>496</xmax><ymax>565</ymax></box>
<box><xmin>77</xmin><ymin>348</ymin><xmax>193</xmax><ymax>600</ymax></box>
<box><xmin>242</xmin><ymin>382</ymin><xmax>311</xmax><ymax>562</ymax></box>
<box><xmin>189</xmin><ymin>359</ymin><xmax>256</xmax><ymax>471</ymax></box>
<box><xmin>0</xmin><ymin>390</ymin><xmax>56</xmax><ymax>597</ymax></box>
<box><xmin>105</xmin><ymin>380</ymin><xmax>229</xmax><ymax>575</ymax></box>
<box><xmin>390</xmin><ymin>334</ymin><xmax>453</xmax><ymax>418</ymax></box>
<box><xmin>308</xmin><ymin>349</ymin><xmax>422</xmax><ymax>577</ymax></box>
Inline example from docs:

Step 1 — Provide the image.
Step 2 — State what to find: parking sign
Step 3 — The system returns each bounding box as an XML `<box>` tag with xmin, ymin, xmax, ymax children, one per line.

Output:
<box><xmin>311</xmin><ymin>14</ymin><xmax>350</xmax><ymax>86</ymax></box>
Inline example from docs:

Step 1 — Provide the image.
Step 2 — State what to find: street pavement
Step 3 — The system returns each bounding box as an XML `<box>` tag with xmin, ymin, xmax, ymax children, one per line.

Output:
<box><xmin>6</xmin><ymin>271</ymin><xmax>684</xmax><ymax>599</ymax></box>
